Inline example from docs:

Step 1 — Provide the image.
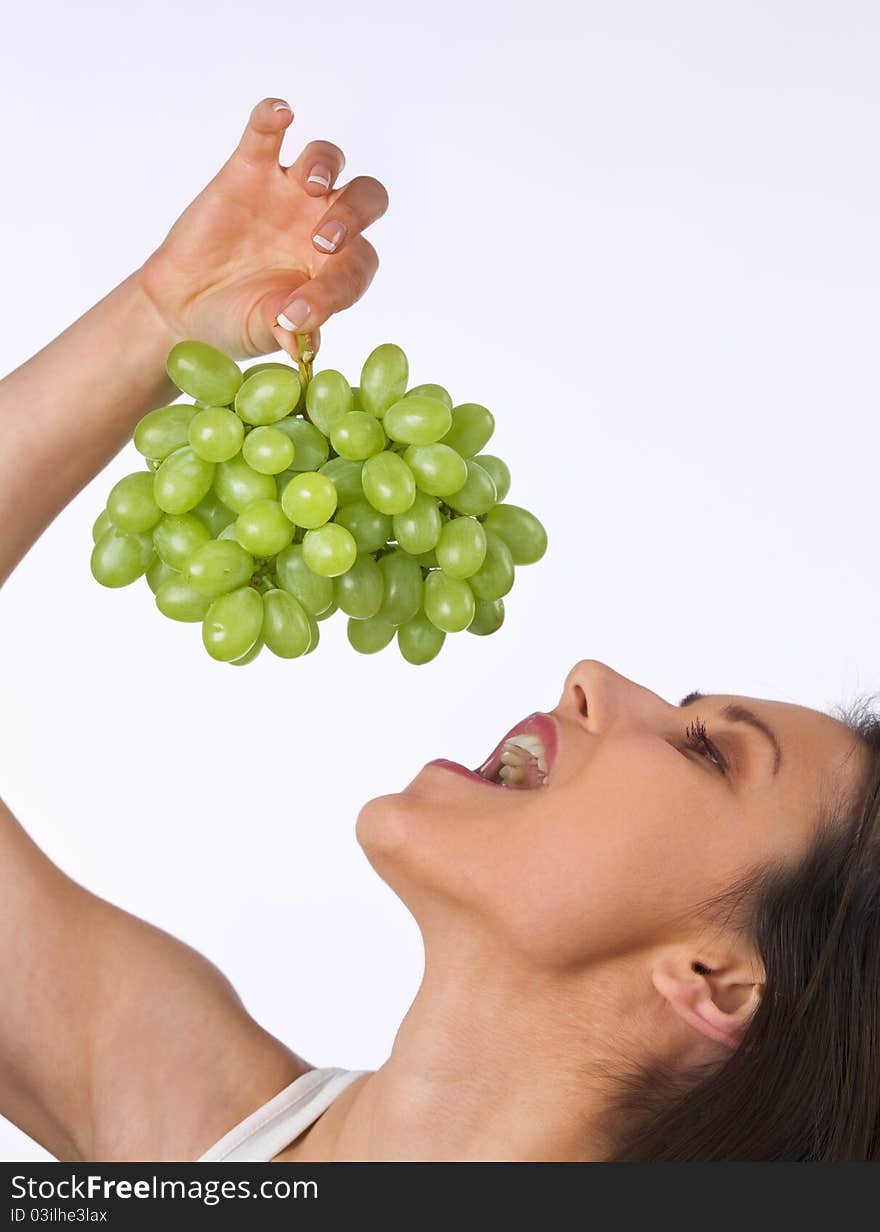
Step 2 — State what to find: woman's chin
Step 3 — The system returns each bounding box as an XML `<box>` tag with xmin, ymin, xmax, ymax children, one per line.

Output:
<box><xmin>355</xmin><ymin>790</ymin><xmax>417</xmax><ymax>868</ymax></box>
<box><xmin>355</xmin><ymin>774</ymin><xmax>460</xmax><ymax>895</ymax></box>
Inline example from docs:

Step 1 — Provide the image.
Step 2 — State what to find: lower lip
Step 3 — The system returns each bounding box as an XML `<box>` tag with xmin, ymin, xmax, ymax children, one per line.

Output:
<box><xmin>425</xmin><ymin>759</ymin><xmax>505</xmax><ymax>788</ymax></box>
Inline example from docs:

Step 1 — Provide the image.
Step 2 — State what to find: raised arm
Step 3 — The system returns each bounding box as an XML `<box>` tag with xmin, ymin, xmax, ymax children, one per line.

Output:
<box><xmin>0</xmin><ymin>98</ymin><xmax>387</xmax><ymax>1159</ymax></box>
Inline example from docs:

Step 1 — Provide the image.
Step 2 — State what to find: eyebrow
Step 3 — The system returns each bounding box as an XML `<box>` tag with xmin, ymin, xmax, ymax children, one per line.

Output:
<box><xmin>678</xmin><ymin>690</ymin><xmax>783</xmax><ymax>775</ymax></box>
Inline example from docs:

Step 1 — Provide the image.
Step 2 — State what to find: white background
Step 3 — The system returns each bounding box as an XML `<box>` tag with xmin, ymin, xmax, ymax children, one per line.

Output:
<box><xmin>1</xmin><ymin>0</ymin><xmax>879</xmax><ymax>1161</ymax></box>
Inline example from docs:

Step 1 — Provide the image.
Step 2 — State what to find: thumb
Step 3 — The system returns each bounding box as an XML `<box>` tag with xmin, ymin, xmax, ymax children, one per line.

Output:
<box><xmin>254</xmin><ymin>277</ymin><xmax>320</xmax><ymax>362</ymax></box>
<box><xmin>270</xmin><ymin>322</ymin><xmax>322</xmax><ymax>363</ymax></box>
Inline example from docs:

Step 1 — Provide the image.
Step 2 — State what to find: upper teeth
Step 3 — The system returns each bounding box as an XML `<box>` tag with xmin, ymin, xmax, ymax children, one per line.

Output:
<box><xmin>500</xmin><ymin>734</ymin><xmax>542</xmax><ymax>773</ymax></box>
<box><xmin>496</xmin><ymin>733</ymin><xmax>548</xmax><ymax>787</ymax></box>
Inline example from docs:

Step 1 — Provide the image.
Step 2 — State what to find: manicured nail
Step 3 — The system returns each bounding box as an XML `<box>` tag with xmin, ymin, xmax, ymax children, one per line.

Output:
<box><xmin>272</xmin><ymin>100</ymin><xmax>292</xmax><ymax>113</ymax></box>
<box><xmin>276</xmin><ymin>299</ymin><xmax>310</xmax><ymax>331</ymax></box>
<box><xmin>307</xmin><ymin>163</ymin><xmax>333</xmax><ymax>189</ymax></box>
<box><xmin>312</xmin><ymin>222</ymin><xmax>347</xmax><ymax>254</ymax></box>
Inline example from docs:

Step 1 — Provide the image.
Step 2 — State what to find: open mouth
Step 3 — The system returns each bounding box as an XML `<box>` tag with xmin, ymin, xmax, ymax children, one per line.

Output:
<box><xmin>427</xmin><ymin>712</ymin><xmax>558</xmax><ymax>791</ymax></box>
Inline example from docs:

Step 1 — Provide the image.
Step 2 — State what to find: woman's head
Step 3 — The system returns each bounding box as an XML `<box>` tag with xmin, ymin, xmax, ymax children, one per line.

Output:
<box><xmin>357</xmin><ymin>659</ymin><xmax>880</xmax><ymax>1159</ymax></box>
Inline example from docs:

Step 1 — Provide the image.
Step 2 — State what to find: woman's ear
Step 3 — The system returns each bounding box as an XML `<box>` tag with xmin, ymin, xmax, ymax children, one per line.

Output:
<box><xmin>651</xmin><ymin>950</ymin><xmax>763</xmax><ymax>1051</ymax></box>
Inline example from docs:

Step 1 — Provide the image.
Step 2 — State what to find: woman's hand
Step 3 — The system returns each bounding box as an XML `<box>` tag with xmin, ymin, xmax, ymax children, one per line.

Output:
<box><xmin>138</xmin><ymin>97</ymin><xmax>388</xmax><ymax>361</ymax></box>
<box><xmin>0</xmin><ymin>96</ymin><xmax>387</xmax><ymax>584</ymax></box>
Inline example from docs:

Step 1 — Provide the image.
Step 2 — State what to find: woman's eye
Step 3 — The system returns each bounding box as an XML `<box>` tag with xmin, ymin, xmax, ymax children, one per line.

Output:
<box><xmin>682</xmin><ymin>720</ymin><xmax>728</xmax><ymax>775</ymax></box>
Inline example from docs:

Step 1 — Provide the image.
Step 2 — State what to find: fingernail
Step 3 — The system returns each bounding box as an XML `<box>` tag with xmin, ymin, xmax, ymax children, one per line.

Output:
<box><xmin>272</xmin><ymin>100</ymin><xmax>292</xmax><ymax>113</ymax></box>
<box><xmin>312</xmin><ymin>221</ymin><xmax>347</xmax><ymax>254</ymax></box>
<box><xmin>276</xmin><ymin>299</ymin><xmax>310</xmax><ymax>331</ymax></box>
<box><xmin>307</xmin><ymin>163</ymin><xmax>333</xmax><ymax>189</ymax></box>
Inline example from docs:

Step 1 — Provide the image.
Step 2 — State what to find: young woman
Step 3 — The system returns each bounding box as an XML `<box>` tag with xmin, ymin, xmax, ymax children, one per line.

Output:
<box><xmin>1</xmin><ymin>99</ymin><xmax>878</xmax><ymax>1163</ymax></box>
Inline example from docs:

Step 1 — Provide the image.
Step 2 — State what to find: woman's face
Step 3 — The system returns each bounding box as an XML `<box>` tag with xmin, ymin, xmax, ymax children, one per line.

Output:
<box><xmin>356</xmin><ymin>660</ymin><xmax>866</xmax><ymax>970</ymax></box>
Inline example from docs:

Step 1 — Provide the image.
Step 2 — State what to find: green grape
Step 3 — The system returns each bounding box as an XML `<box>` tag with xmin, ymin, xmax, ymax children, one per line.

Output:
<box><xmin>403</xmin><ymin>443</ymin><xmax>467</xmax><ymax>497</ymax></box>
<box><xmin>468</xmin><ymin>529</ymin><xmax>515</xmax><ymax>600</ymax></box>
<box><xmin>468</xmin><ymin>597</ymin><xmax>505</xmax><ymax>636</ymax></box>
<box><xmin>274</xmin><ymin>543</ymin><xmax>334</xmax><ymax>614</ymax></box>
<box><xmin>319</xmin><ymin>458</ymin><xmax>363</xmax><ymax>506</ymax></box>
<box><xmin>347</xmin><ymin>613</ymin><xmax>395</xmax><ymax>654</ymax></box>
<box><xmin>184</xmin><ymin>540</ymin><xmax>254</xmax><ymax>597</ymax></box>
<box><xmin>330</xmin><ymin>411</ymin><xmax>386</xmax><ymax>460</ymax></box>
<box><xmin>155</xmin><ymin>576</ymin><xmax>213</xmax><ymax>622</ymax></box>
<box><xmin>133</xmin><ymin>405</ymin><xmax>197</xmax><ymax>460</ymax></box>
<box><xmin>475</xmin><ymin>454</ymin><xmax>511</xmax><ymax>502</ymax></box>
<box><xmin>440</xmin><ymin>403</ymin><xmax>495</xmax><ymax>456</ymax></box>
<box><xmin>91</xmin><ymin>509</ymin><xmax>114</xmax><ymax>543</ymax></box>
<box><xmin>167</xmin><ymin>341</ymin><xmax>243</xmax><ymax>406</ymax></box>
<box><xmin>398</xmin><ymin>610</ymin><xmax>446</xmax><ymax>664</ymax></box>
<box><xmin>377</xmin><ymin>550</ymin><xmax>423</xmax><ymax>625</ymax></box>
<box><xmin>383</xmin><ymin>396</ymin><xmax>453</xmax><ymax>446</ymax></box>
<box><xmin>435</xmin><ymin>516</ymin><xmax>487</xmax><ymax>579</ymax></box>
<box><xmin>445</xmin><ymin>459</ymin><xmax>497</xmax><ymax>516</ymax></box>
<box><xmin>94</xmin><ymin>338</ymin><xmax>546</xmax><ymax>663</ymax></box>
<box><xmin>302</xmin><ymin>524</ymin><xmax>357</xmax><ymax>577</ymax></box>
<box><xmin>214</xmin><ymin>455</ymin><xmax>277</xmax><ymax>512</ymax></box>
<box><xmin>90</xmin><ymin>528</ymin><xmax>154</xmax><ymax>588</ymax></box>
<box><xmin>281</xmin><ymin>472</ymin><xmax>338</xmax><ymax>529</ymax></box>
<box><xmin>424</xmin><ymin>570</ymin><xmax>475</xmax><ymax>632</ymax></box>
<box><xmin>274</xmin><ymin>470</ymin><xmax>295</xmax><ymax>500</ymax></box>
<box><xmin>107</xmin><ymin>472</ymin><xmax>163</xmax><ymax>533</ymax></box>
<box><xmin>146</xmin><ymin>558</ymin><xmax>178</xmax><ymax>594</ymax></box>
<box><xmin>333</xmin><ymin>499</ymin><xmax>392</xmax><ymax>553</ymax></box>
<box><xmin>273</xmin><ymin>416</ymin><xmax>328</xmax><ymax>469</ymax></box>
<box><xmin>406</xmin><ymin>383</ymin><xmax>453</xmax><ymax>410</ymax></box>
<box><xmin>153</xmin><ymin>513</ymin><xmax>212</xmax><ymax>570</ymax></box>
<box><xmin>334</xmin><ymin>554</ymin><xmax>384</xmax><ymax>619</ymax></box>
<box><xmin>360</xmin><ymin>344</ymin><xmax>408</xmax><ymax>417</ymax></box>
<box><xmin>229</xmin><ymin>639</ymin><xmax>264</xmax><ymax>665</ymax></box>
<box><xmin>188</xmin><ymin>406</ymin><xmax>245</xmax><ymax>463</ymax></box>
<box><xmin>315</xmin><ymin>599</ymin><xmax>339</xmax><ymax>622</ymax></box>
<box><xmin>242</xmin><ymin>425</ymin><xmax>295</xmax><ymax>474</ymax></box>
<box><xmin>192</xmin><ymin>491</ymin><xmax>236</xmax><ymax>537</ymax></box>
<box><xmin>235</xmin><ymin>368</ymin><xmax>302</xmax><ymax>425</ymax></box>
<box><xmin>153</xmin><ymin>447</ymin><xmax>215</xmax><ymax>514</ymax></box>
<box><xmin>391</xmin><ymin>492</ymin><xmax>442</xmax><ymax>555</ymax></box>
<box><xmin>202</xmin><ymin>586</ymin><xmax>263</xmax><ymax>661</ymax></box>
<box><xmin>305</xmin><ymin>369</ymin><xmax>353</xmax><ymax>436</ymax></box>
<box><xmin>218</xmin><ymin>522</ymin><xmax>241</xmax><ymax>542</ymax></box>
<box><xmin>483</xmin><ymin>503</ymin><xmax>548</xmax><ymax>564</ymax></box>
<box><xmin>361</xmin><ymin>451</ymin><xmax>416</xmax><ymax>515</ymax></box>
<box><xmin>243</xmin><ymin>361</ymin><xmax>293</xmax><ymax>379</ymax></box>
<box><xmin>261</xmin><ymin>588</ymin><xmax>312</xmax><ymax>658</ymax></box>
<box><xmin>235</xmin><ymin>499</ymin><xmax>295</xmax><ymax>556</ymax></box>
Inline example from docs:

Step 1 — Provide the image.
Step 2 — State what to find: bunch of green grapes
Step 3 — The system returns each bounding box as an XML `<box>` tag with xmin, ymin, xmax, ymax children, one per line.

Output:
<box><xmin>90</xmin><ymin>340</ymin><xmax>547</xmax><ymax>665</ymax></box>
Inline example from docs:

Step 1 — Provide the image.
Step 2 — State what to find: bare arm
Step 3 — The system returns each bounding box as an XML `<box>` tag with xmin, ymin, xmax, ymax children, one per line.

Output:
<box><xmin>0</xmin><ymin>798</ymin><xmax>308</xmax><ymax>1161</ymax></box>
<box><xmin>1</xmin><ymin>277</ymin><xmax>175</xmax><ymax>582</ymax></box>
<box><xmin>0</xmin><ymin>96</ymin><xmax>388</xmax><ymax>1158</ymax></box>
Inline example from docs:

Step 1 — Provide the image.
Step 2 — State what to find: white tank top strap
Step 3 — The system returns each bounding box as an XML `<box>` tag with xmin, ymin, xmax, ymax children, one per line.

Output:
<box><xmin>198</xmin><ymin>1066</ymin><xmax>369</xmax><ymax>1163</ymax></box>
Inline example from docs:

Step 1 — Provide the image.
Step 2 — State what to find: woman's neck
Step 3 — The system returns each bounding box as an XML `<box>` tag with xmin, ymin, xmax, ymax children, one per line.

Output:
<box><xmin>280</xmin><ymin>941</ymin><xmax>635</xmax><ymax>1162</ymax></box>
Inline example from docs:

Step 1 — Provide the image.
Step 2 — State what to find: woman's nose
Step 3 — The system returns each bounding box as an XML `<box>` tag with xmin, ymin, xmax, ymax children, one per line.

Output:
<box><xmin>558</xmin><ymin>659</ymin><xmax>604</xmax><ymax>726</ymax></box>
<box><xmin>557</xmin><ymin>659</ymin><xmax>669</xmax><ymax>732</ymax></box>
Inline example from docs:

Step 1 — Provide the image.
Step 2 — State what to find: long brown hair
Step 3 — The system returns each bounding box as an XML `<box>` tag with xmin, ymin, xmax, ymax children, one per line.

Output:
<box><xmin>604</xmin><ymin>694</ymin><xmax>880</xmax><ymax>1161</ymax></box>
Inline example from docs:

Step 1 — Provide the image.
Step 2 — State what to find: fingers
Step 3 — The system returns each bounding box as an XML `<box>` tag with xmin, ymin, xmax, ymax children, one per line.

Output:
<box><xmin>271</xmin><ymin>237</ymin><xmax>379</xmax><ymax>342</ymax></box>
<box><xmin>308</xmin><ymin>175</ymin><xmax>389</xmax><ymax>256</ymax></box>
<box><xmin>236</xmin><ymin>97</ymin><xmax>294</xmax><ymax>167</ymax></box>
<box><xmin>286</xmin><ymin>139</ymin><xmax>347</xmax><ymax>196</ymax></box>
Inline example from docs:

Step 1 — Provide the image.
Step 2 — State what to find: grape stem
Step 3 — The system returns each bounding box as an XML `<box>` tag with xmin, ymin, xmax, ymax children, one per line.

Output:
<box><xmin>296</xmin><ymin>334</ymin><xmax>315</xmax><ymax>388</ymax></box>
